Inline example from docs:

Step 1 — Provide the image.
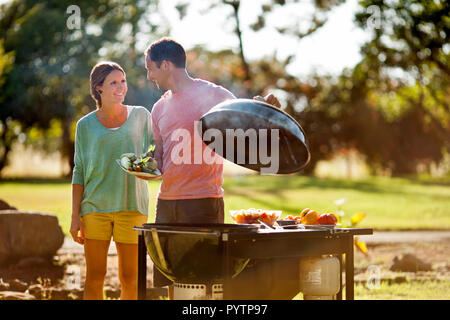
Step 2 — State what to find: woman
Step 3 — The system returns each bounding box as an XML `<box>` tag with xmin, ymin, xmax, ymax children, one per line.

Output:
<box><xmin>70</xmin><ymin>61</ymin><xmax>152</xmax><ymax>300</ymax></box>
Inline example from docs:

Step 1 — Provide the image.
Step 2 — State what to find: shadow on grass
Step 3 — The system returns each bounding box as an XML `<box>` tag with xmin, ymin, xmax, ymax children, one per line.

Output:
<box><xmin>0</xmin><ymin>177</ymin><xmax>72</xmax><ymax>185</ymax></box>
<box><xmin>224</xmin><ymin>175</ymin><xmax>450</xmax><ymax>203</ymax></box>
<box><xmin>225</xmin><ymin>175</ymin><xmax>391</xmax><ymax>194</ymax></box>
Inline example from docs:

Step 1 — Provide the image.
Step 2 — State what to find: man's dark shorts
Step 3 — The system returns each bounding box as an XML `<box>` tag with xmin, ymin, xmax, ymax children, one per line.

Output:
<box><xmin>152</xmin><ymin>197</ymin><xmax>224</xmax><ymax>287</ymax></box>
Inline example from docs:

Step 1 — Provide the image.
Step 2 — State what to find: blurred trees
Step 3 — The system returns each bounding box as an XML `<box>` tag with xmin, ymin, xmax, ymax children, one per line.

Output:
<box><xmin>0</xmin><ymin>0</ymin><xmax>164</xmax><ymax>177</ymax></box>
<box><xmin>176</xmin><ymin>0</ymin><xmax>345</xmax><ymax>87</ymax></box>
<box><xmin>186</xmin><ymin>0</ymin><xmax>449</xmax><ymax>176</ymax></box>
<box><xmin>0</xmin><ymin>0</ymin><xmax>448</xmax><ymax>177</ymax></box>
<box><xmin>351</xmin><ymin>0</ymin><xmax>449</xmax><ymax>175</ymax></box>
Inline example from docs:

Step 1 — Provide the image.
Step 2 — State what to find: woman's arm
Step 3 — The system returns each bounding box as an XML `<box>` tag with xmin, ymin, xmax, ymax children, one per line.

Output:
<box><xmin>70</xmin><ymin>183</ymin><xmax>85</xmax><ymax>244</ymax></box>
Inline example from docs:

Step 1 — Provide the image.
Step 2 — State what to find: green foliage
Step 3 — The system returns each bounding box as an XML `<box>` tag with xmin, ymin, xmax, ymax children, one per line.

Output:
<box><xmin>0</xmin><ymin>0</ymin><xmax>165</xmax><ymax>176</ymax></box>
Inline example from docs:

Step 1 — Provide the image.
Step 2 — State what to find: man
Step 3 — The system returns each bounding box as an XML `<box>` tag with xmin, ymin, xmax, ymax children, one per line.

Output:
<box><xmin>144</xmin><ymin>37</ymin><xmax>281</xmax><ymax>296</ymax></box>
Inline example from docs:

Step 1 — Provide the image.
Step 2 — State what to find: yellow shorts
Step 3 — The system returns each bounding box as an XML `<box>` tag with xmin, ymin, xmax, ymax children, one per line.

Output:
<box><xmin>81</xmin><ymin>211</ymin><xmax>148</xmax><ymax>244</ymax></box>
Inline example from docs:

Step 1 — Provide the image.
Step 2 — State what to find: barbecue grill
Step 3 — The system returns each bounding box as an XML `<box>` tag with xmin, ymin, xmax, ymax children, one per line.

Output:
<box><xmin>136</xmin><ymin>225</ymin><xmax>372</xmax><ymax>299</ymax></box>
<box><xmin>135</xmin><ymin>99</ymin><xmax>372</xmax><ymax>300</ymax></box>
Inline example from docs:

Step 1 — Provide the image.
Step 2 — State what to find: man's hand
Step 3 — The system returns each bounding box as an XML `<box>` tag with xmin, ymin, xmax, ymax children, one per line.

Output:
<box><xmin>253</xmin><ymin>93</ymin><xmax>281</xmax><ymax>109</ymax></box>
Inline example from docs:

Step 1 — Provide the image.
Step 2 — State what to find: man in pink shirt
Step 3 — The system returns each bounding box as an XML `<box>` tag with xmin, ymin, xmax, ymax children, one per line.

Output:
<box><xmin>144</xmin><ymin>38</ymin><xmax>280</xmax><ymax>291</ymax></box>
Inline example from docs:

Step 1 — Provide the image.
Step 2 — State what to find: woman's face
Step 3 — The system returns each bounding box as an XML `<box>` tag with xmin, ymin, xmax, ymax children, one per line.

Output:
<box><xmin>97</xmin><ymin>69</ymin><xmax>127</xmax><ymax>106</ymax></box>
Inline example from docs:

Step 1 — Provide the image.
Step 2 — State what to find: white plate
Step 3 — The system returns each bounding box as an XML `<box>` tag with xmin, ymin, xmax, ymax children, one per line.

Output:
<box><xmin>301</xmin><ymin>224</ymin><xmax>341</xmax><ymax>229</ymax></box>
<box><xmin>116</xmin><ymin>159</ymin><xmax>161</xmax><ymax>178</ymax></box>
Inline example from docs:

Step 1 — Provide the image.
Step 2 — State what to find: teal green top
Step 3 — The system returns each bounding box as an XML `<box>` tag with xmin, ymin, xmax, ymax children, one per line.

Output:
<box><xmin>72</xmin><ymin>106</ymin><xmax>152</xmax><ymax>216</ymax></box>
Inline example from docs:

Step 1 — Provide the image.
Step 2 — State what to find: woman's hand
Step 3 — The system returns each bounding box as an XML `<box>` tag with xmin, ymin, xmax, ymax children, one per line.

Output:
<box><xmin>135</xmin><ymin>175</ymin><xmax>162</xmax><ymax>181</ymax></box>
<box><xmin>70</xmin><ymin>215</ymin><xmax>85</xmax><ymax>245</ymax></box>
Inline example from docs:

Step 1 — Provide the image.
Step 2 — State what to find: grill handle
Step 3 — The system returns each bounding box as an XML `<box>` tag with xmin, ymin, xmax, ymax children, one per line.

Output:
<box><xmin>134</xmin><ymin>227</ymin><xmax>220</xmax><ymax>237</ymax></box>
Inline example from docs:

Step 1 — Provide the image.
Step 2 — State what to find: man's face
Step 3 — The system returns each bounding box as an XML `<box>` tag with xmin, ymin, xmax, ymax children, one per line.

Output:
<box><xmin>145</xmin><ymin>56</ymin><xmax>168</xmax><ymax>91</ymax></box>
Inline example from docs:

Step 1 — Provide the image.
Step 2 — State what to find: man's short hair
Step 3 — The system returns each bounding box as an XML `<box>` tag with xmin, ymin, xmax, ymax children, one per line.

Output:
<box><xmin>145</xmin><ymin>37</ymin><xmax>186</xmax><ymax>68</ymax></box>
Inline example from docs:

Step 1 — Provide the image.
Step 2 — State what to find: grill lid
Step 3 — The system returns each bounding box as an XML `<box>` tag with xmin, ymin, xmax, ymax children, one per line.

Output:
<box><xmin>198</xmin><ymin>99</ymin><xmax>310</xmax><ymax>174</ymax></box>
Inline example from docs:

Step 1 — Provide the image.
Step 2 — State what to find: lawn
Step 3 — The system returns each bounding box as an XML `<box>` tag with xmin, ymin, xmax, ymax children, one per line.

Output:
<box><xmin>0</xmin><ymin>175</ymin><xmax>449</xmax><ymax>236</ymax></box>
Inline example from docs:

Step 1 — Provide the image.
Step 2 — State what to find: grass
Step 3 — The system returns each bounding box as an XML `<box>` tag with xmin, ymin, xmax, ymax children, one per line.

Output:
<box><xmin>293</xmin><ymin>279</ymin><xmax>450</xmax><ymax>300</ymax></box>
<box><xmin>355</xmin><ymin>279</ymin><xmax>450</xmax><ymax>300</ymax></box>
<box><xmin>0</xmin><ymin>175</ymin><xmax>449</xmax><ymax>236</ymax></box>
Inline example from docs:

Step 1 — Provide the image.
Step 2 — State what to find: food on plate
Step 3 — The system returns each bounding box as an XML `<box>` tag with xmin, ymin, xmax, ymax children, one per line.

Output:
<box><xmin>299</xmin><ymin>208</ymin><xmax>311</xmax><ymax>218</ymax></box>
<box><xmin>119</xmin><ymin>151</ymin><xmax>159</xmax><ymax>174</ymax></box>
<box><xmin>230</xmin><ymin>208</ymin><xmax>281</xmax><ymax>226</ymax></box>
<box><xmin>300</xmin><ymin>210</ymin><xmax>320</xmax><ymax>225</ymax></box>
<box><xmin>283</xmin><ymin>215</ymin><xmax>302</xmax><ymax>222</ymax></box>
<box><xmin>317</xmin><ymin>212</ymin><xmax>338</xmax><ymax>225</ymax></box>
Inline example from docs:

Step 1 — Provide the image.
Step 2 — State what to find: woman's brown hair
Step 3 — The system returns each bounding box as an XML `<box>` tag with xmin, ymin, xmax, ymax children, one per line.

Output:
<box><xmin>90</xmin><ymin>61</ymin><xmax>125</xmax><ymax>109</ymax></box>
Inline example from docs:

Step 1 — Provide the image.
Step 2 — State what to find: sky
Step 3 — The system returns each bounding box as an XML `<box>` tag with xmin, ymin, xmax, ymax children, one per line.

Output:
<box><xmin>158</xmin><ymin>0</ymin><xmax>371</xmax><ymax>78</ymax></box>
<box><xmin>0</xmin><ymin>0</ymin><xmax>371</xmax><ymax>78</ymax></box>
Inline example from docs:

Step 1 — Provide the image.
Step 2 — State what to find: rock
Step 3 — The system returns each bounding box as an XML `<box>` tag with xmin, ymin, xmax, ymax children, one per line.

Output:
<box><xmin>0</xmin><ymin>291</ymin><xmax>36</xmax><ymax>300</ymax></box>
<box><xmin>27</xmin><ymin>284</ymin><xmax>43</xmax><ymax>299</ymax></box>
<box><xmin>48</xmin><ymin>288</ymin><xmax>71</xmax><ymax>300</ymax></box>
<box><xmin>146</xmin><ymin>287</ymin><xmax>168</xmax><ymax>300</ymax></box>
<box><xmin>104</xmin><ymin>285</ymin><xmax>121</xmax><ymax>299</ymax></box>
<box><xmin>0</xmin><ymin>210</ymin><xmax>65</xmax><ymax>266</ymax></box>
<box><xmin>16</xmin><ymin>257</ymin><xmax>51</xmax><ymax>269</ymax></box>
<box><xmin>0</xmin><ymin>279</ymin><xmax>10</xmax><ymax>291</ymax></box>
<box><xmin>46</xmin><ymin>288</ymin><xmax>83</xmax><ymax>300</ymax></box>
<box><xmin>66</xmin><ymin>289</ymin><xmax>83</xmax><ymax>300</ymax></box>
<box><xmin>0</xmin><ymin>200</ymin><xmax>17</xmax><ymax>210</ymax></box>
<box><xmin>389</xmin><ymin>253</ymin><xmax>432</xmax><ymax>272</ymax></box>
<box><xmin>8</xmin><ymin>279</ymin><xmax>28</xmax><ymax>292</ymax></box>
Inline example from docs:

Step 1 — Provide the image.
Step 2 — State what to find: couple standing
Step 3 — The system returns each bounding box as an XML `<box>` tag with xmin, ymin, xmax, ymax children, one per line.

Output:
<box><xmin>70</xmin><ymin>37</ymin><xmax>280</xmax><ymax>300</ymax></box>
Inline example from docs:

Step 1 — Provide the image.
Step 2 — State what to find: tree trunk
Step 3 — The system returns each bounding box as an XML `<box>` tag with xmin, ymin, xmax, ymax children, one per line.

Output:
<box><xmin>227</xmin><ymin>0</ymin><xmax>251</xmax><ymax>82</ymax></box>
<box><xmin>0</xmin><ymin>119</ymin><xmax>14</xmax><ymax>179</ymax></box>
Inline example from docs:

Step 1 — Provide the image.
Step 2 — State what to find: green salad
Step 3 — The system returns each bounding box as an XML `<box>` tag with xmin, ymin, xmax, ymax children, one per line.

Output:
<box><xmin>119</xmin><ymin>145</ymin><xmax>159</xmax><ymax>174</ymax></box>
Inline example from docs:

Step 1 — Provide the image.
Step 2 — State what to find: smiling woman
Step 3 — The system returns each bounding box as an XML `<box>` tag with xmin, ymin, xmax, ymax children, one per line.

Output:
<box><xmin>69</xmin><ymin>61</ymin><xmax>154</xmax><ymax>300</ymax></box>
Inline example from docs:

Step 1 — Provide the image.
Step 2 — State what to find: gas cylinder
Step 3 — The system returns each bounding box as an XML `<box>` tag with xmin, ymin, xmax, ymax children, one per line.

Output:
<box><xmin>299</xmin><ymin>255</ymin><xmax>340</xmax><ymax>300</ymax></box>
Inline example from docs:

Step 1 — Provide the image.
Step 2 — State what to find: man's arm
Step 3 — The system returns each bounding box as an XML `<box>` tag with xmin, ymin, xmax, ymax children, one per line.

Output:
<box><xmin>154</xmin><ymin>138</ymin><xmax>163</xmax><ymax>173</ymax></box>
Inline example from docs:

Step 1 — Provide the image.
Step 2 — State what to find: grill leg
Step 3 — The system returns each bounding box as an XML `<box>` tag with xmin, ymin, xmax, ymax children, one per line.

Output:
<box><xmin>137</xmin><ymin>230</ymin><xmax>147</xmax><ymax>300</ymax></box>
<box><xmin>345</xmin><ymin>236</ymin><xmax>354</xmax><ymax>300</ymax></box>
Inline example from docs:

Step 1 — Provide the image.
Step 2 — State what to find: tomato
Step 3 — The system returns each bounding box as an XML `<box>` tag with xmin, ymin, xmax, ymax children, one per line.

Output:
<box><xmin>317</xmin><ymin>213</ymin><xmax>338</xmax><ymax>225</ymax></box>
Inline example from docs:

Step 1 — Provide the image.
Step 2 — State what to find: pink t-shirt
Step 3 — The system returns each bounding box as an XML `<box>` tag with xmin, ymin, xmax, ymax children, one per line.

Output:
<box><xmin>151</xmin><ymin>78</ymin><xmax>236</xmax><ymax>200</ymax></box>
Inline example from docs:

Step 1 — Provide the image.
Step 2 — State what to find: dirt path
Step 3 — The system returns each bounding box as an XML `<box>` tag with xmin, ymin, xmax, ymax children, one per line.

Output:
<box><xmin>359</xmin><ymin>230</ymin><xmax>450</xmax><ymax>244</ymax></box>
<box><xmin>2</xmin><ymin>231</ymin><xmax>449</xmax><ymax>300</ymax></box>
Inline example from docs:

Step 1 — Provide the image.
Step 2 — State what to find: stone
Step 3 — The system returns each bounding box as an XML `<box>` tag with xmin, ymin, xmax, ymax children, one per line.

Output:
<box><xmin>104</xmin><ymin>285</ymin><xmax>121</xmax><ymax>299</ymax></box>
<box><xmin>8</xmin><ymin>279</ymin><xmax>28</xmax><ymax>292</ymax></box>
<box><xmin>389</xmin><ymin>253</ymin><xmax>432</xmax><ymax>272</ymax></box>
<box><xmin>0</xmin><ymin>210</ymin><xmax>65</xmax><ymax>266</ymax></box>
<box><xmin>0</xmin><ymin>200</ymin><xmax>16</xmax><ymax>211</ymax></box>
<box><xmin>0</xmin><ymin>279</ymin><xmax>10</xmax><ymax>291</ymax></box>
<box><xmin>0</xmin><ymin>291</ymin><xmax>36</xmax><ymax>300</ymax></box>
<box><xmin>48</xmin><ymin>288</ymin><xmax>71</xmax><ymax>300</ymax></box>
<box><xmin>16</xmin><ymin>257</ymin><xmax>51</xmax><ymax>269</ymax></box>
<box><xmin>66</xmin><ymin>289</ymin><xmax>83</xmax><ymax>300</ymax></box>
<box><xmin>146</xmin><ymin>287</ymin><xmax>168</xmax><ymax>300</ymax></box>
<box><xmin>27</xmin><ymin>284</ymin><xmax>43</xmax><ymax>299</ymax></box>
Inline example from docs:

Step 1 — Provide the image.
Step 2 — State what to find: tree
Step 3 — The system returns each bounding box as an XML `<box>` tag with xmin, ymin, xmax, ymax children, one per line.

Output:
<box><xmin>0</xmin><ymin>0</ymin><xmax>165</xmax><ymax>177</ymax></box>
<box><xmin>351</xmin><ymin>0</ymin><xmax>450</xmax><ymax>175</ymax></box>
<box><xmin>174</xmin><ymin>0</ymin><xmax>345</xmax><ymax>87</ymax></box>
